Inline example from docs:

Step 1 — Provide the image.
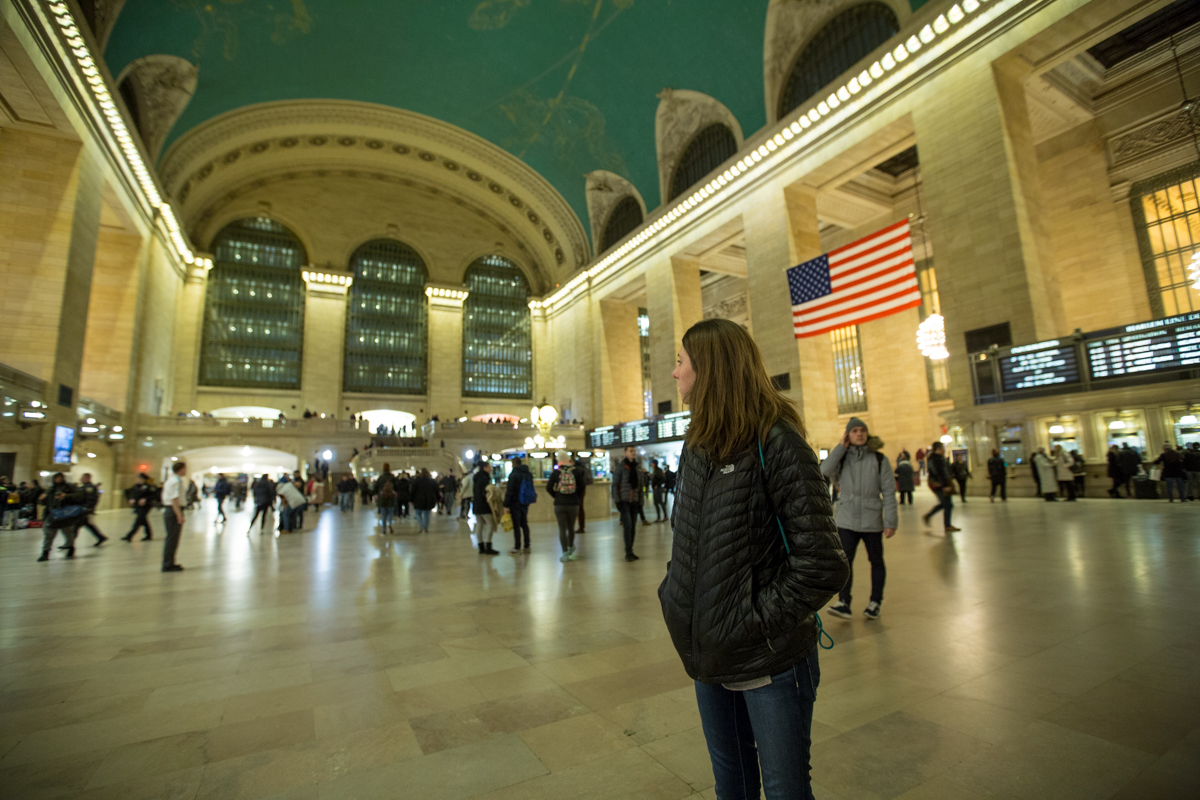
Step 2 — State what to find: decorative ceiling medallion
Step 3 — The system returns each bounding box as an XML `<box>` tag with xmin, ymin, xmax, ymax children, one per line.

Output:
<box><xmin>527</xmin><ymin>210</ymin><xmax>539</xmax><ymax>224</ymax></box>
<box><xmin>418</xmin><ymin>151</ymin><xmax>436</xmax><ymax>161</ymax></box>
<box><xmin>509</xmin><ymin>195</ymin><xmax>522</xmax><ymax>208</ymax></box>
<box><xmin>280</xmin><ymin>138</ymin><xmax>299</xmax><ymax>147</ymax></box>
<box><xmin>393</xmin><ymin>144</ymin><xmax>410</xmax><ymax>154</ymax></box>
<box><xmin>488</xmin><ymin>182</ymin><xmax>503</xmax><ymax>194</ymax></box>
<box><xmin>222</xmin><ymin>150</ymin><xmax>240</xmax><ymax>164</ymax></box>
<box><xmin>555</xmin><ymin>247</ymin><xmax>564</xmax><ymax>264</ymax></box>
<box><xmin>309</xmin><ymin>136</ymin><xmax>327</xmax><ymax>145</ymax></box>
<box><xmin>443</xmin><ymin>160</ymin><xmax>459</xmax><ymax>171</ymax></box>
<box><xmin>249</xmin><ymin>141</ymin><xmax>270</xmax><ymax>153</ymax></box>
<box><xmin>338</xmin><ymin>137</ymin><xmax>357</xmax><ymax>146</ymax></box>
<box><xmin>466</xmin><ymin>170</ymin><xmax>482</xmax><ymax>181</ymax></box>
<box><xmin>366</xmin><ymin>140</ymin><xmax>384</xmax><ymax>149</ymax></box>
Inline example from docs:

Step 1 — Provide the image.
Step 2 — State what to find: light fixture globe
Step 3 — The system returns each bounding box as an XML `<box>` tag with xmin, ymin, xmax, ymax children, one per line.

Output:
<box><xmin>539</xmin><ymin>405</ymin><xmax>558</xmax><ymax>425</ymax></box>
<box><xmin>916</xmin><ymin>314</ymin><xmax>949</xmax><ymax>360</ymax></box>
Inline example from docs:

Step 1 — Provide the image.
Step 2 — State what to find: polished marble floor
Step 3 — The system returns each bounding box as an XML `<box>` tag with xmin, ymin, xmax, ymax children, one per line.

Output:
<box><xmin>1</xmin><ymin>495</ymin><xmax>1198</xmax><ymax>799</ymax></box>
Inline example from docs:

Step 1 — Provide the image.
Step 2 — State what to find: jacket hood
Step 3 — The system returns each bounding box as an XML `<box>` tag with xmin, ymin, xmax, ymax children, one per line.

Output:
<box><xmin>845</xmin><ymin>417</ymin><xmax>868</xmax><ymax>435</ymax></box>
<box><xmin>867</xmin><ymin>435</ymin><xmax>885</xmax><ymax>452</ymax></box>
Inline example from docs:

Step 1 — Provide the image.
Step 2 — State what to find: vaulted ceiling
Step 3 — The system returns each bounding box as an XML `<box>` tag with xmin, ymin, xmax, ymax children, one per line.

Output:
<box><xmin>103</xmin><ymin>0</ymin><xmax>776</xmax><ymax>237</ymax></box>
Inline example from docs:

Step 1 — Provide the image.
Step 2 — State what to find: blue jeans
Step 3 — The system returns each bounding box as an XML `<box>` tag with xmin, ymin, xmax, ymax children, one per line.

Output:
<box><xmin>414</xmin><ymin>508</ymin><xmax>431</xmax><ymax>531</ymax></box>
<box><xmin>379</xmin><ymin>506</ymin><xmax>394</xmax><ymax>529</ymax></box>
<box><xmin>339</xmin><ymin>492</ymin><xmax>354</xmax><ymax>511</ymax></box>
<box><xmin>926</xmin><ymin>487</ymin><xmax>953</xmax><ymax>527</ymax></box>
<box><xmin>1165</xmin><ymin>477</ymin><xmax>1188</xmax><ymax>501</ymax></box>
<box><xmin>694</xmin><ymin>650</ymin><xmax>820</xmax><ymax>799</ymax></box>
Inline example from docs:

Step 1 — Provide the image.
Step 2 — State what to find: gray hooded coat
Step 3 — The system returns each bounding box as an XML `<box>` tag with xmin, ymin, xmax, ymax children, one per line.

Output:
<box><xmin>820</xmin><ymin>417</ymin><xmax>898</xmax><ymax>532</ymax></box>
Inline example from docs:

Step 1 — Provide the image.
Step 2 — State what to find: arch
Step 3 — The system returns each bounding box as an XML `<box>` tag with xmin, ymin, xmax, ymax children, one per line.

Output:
<box><xmin>173</xmin><ymin>445</ymin><xmax>299</xmax><ymax>482</ymax></box>
<box><xmin>462</xmin><ymin>255</ymin><xmax>532</xmax><ymax>400</ymax></box>
<box><xmin>777</xmin><ymin>2</ymin><xmax>900</xmax><ymax>118</ymax></box>
<box><xmin>199</xmin><ymin>217</ymin><xmax>307</xmax><ymax>390</ymax></box>
<box><xmin>655</xmin><ymin>89</ymin><xmax>743</xmax><ymax>204</ymax></box>
<box><xmin>600</xmin><ymin>196</ymin><xmax>644</xmax><ymax>253</ymax></box>
<box><xmin>113</xmin><ymin>55</ymin><xmax>198</xmax><ymax>161</ymax></box>
<box><xmin>669</xmin><ymin>123</ymin><xmax>739</xmax><ymax>202</ymax></box>
<box><xmin>584</xmin><ymin>170</ymin><xmax>647</xmax><ymax>255</ymax></box>
<box><xmin>343</xmin><ymin>239</ymin><xmax>429</xmax><ymax>395</ymax></box>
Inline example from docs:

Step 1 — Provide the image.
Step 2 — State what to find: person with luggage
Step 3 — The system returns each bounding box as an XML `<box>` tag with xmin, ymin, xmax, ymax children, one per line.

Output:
<box><xmin>987</xmin><ymin>449</ymin><xmax>1007</xmax><ymax>502</ymax></box>
<box><xmin>276</xmin><ymin>475</ymin><xmax>307</xmax><ymax>533</ymax></box>
<box><xmin>895</xmin><ymin>455</ymin><xmax>915</xmax><ymax>505</ymax></box>
<box><xmin>658</xmin><ymin>319</ymin><xmax>848</xmax><ymax>800</ymax></box>
<box><xmin>822</xmin><ymin>418</ymin><xmax>897</xmax><ymax>621</ymax></box>
<box><xmin>923</xmin><ymin>442</ymin><xmax>960</xmax><ymax>531</ymax></box>
<box><xmin>504</xmin><ymin>457</ymin><xmax>536</xmax><ymax>553</ymax></box>
<box><xmin>37</xmin><ymin>473</ymin><xmax>88</xmax><ymax>561</ymax></box>
<box><xmin>546</xmin><ymin>454</ymin><xmax>586</xmax><ymax>562</ymax></box>
<box><xmin>472</xmin><ymin>462</ymin><xmax>500</xmax><ymax>554</ymax></box>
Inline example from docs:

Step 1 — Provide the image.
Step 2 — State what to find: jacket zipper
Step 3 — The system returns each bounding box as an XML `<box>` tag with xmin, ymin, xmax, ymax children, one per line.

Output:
<box><xmin>690</xmin><ymin>460</ymin><xmax>714</xmax><ymax>674</ymax></box>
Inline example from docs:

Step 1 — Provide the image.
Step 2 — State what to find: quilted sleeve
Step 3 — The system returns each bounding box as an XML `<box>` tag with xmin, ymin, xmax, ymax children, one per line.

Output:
<box><xmin>879</xmin><ymin>455</ymin><xmax>898</xmax><ymax>530</ymax></box>
<box><xmin>757</xmin><ymin>425</ymin><xmax>848</xmax><ymax>617</ymax></box>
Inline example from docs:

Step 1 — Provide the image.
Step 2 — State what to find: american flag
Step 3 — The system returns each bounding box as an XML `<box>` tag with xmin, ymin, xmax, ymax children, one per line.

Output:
<box><xmin>787</xmin><ymin>219</ymin><xmax>921</xmax><ymax>338</ymax></box>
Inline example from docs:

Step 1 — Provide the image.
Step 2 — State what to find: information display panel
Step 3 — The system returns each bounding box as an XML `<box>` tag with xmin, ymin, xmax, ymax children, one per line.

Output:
<box><xmin>655</xmin><ymin>412</ymin><xmax>691</xmax><ymax>441</ymax></box>
<box><xmin>587</xmin><ymin>426</ymin><xmax>618</xmax><ymax>449</ymax></box>
<box><xmin>998</xmin><ymin>340</ymin><xmax>1080</xmax><ymax>392</ymax></box>
<box><xmin>1085</xmin><ymin>313</ymin><xmax>1200</xmax><ymax>379</ymax></box>
<box><xmin>619</xmin><ymin>420</ymin><xmax>653</xmax><ymax>444</ymax></box>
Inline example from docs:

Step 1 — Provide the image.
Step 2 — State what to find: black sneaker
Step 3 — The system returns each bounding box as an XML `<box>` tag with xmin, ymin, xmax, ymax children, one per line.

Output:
<box><xmin>863</xmin><ymin>602</ymin><xmax>881</xmax><ymax>620</ymax></box>
<box><xmin>37</xmin><ymin>551</ymin><xmax>49</xmax><ymax>562</ymax></box>
<box><xmin>827</xmin><ymin>602</ymin><xmax>852</xmax><ymax>619</ymax></box>
<box><xmin>625</xmin><ymin>552</ymin><xmax>639</xmax><ymax>561</ymax></box>
<box><xmin>162</xmin><ymin>564</ymin><xmax>184</xmax><ymax>572</ymax></box>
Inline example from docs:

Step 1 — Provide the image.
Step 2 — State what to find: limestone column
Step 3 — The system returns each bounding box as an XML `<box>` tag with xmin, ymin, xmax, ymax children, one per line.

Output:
<box><xmin>597</xmin><ymin>299</ymin><xmax>643</xmax><ymax>425</ymax></box>
<box><xmin>300</xmin><ymin>280</ymin><xmax>347</xmax><ymax>416</ymax></box>
<box><xmin>644</xmin><ymin>256</ymin><xmax>702</xmax><ymax>415</ymax></box>
<box><xmin>170</xmin><ymin>259</ymin><xmax>207</xmax><ymax>415</ymax></box>
<box><xmin>743</xmin><ymin>185</ymin><xmax>840</xmax><ymax>448</ymax></box>
<box><xmin>0</xmin><ymin>130</ymin><xmax>104</xmax><ymax>469</ymax></box>
<box><xmin>428</xmin><ymin>291</ymin><xmax>464</xmax><ymax>420</ymax></box>
<box><xmin>913</xmin><ymin>58</ymin><xmax>1067</xmax><ymax>409</ymax></box>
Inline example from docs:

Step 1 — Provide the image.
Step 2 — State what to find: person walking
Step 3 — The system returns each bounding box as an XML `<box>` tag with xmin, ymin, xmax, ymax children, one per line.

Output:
<box><xmin>1185</xmin><ymin>442</ymin><xmax>1200</xmax><ymax>501</ymax></box>
<box><xmin>987</xmin><ymin>449</ymin><xmax>1007</xmax><ymax>502</ymax></box>
<box><xmin>1033</xmin><ymin>448</ymin><xmax>1058</xmax><ymax>501</ymax></box>
<box><xmin>650</xmin><ymin>459</ymin><xmax>668</xmax><ymax>521</ymax></box>
<box><xmin>1152</xmin><ymin>443</ymin><xmax>1189</xmax><ymax>502</ymax></box>
<box><xmin>376</xmin><ymin>475</ymin><xmax>397</xmax><ymax>533</ymax></box>
<box><xmin>411</xmin><ymin>468</ymin><xmax>439</xmax><ymax>533</ymax></box>
<box><xmin>1070</xmin><ymin>450</ymin><xmax>1086</xmax><ymax>497</ymax></box>
<box><xmin>658</xmin><ymin>319</ymin><xmax>848</xmax><ymax>800</ymax></box>
<box><xmin>276</xmin><ymin>476</ymin><xmax>306</xmax><ymax>532</ymax></box>
<box><xmin>161</xmin><ymin>461</ymin><xmax>188</xmax><ymax>572</ymax></box>
<box><xmin>822</xmin><ymin>418</ymin><xmax>897</xmax><ymax>621</ymax></box>
<box><xmin>895</xmin><ymin>455</ymin><xmax>915</xmax><ymax>505</ymax></box>
<box><xmin>503</xmin><ymin>457</ymin><xmax>535</xmax><ymax>553</ymax></box>
<box><xmin>1106</xmin><ymin>445</ymin><xmax>1124</xmax><ymax>498</ymax></box>
<box><xmin>547</xmin><ymin>454</ymin><xmax>586</xmax><ymax>562</ymax></box>
<box><xmin>440</xmin><ymin>471</ymin><xmax>459</xmax><ymax>516</ymax></box>
<box><xmin>915</xmin><ymin>446</ymin><xmax>927</xmax><ymax>476</ymax></box>
<box><xmin>249</xmin><ymin>474</ymin><xmax>276</xmax><ymax>532</ymax></box>
<box><xmin>636</xmin><ymin>463</ymin><xmax>652</xmax><ymax>526</ymax></box>
<box><xmin>77</xmin><ymin>473</ymin><xmax>107</xmax><ymax>545</ymax></box>
<box><xmin>922</xmin><ymin>442</ymin><xmax>959</xmax><ymax>531</ymax></box>
<box><xmin>1052</xmin><ymin>445</ymin><xmax>1076</xmax><ymax>501</ymax></box>
<box><xmin>213</xmin><ymin>473</ymin><xmax>231</xmax><ymax>522</ymax></box>
<box><xmin>37</xmin><ymin>473</ymin><xmax>87</xmax><ymax>561</ymax></box>
<box><xmin>472</xmin><ymin>462</ymin><xmax>500</xmax><ymax>554</ymax></box>
<box><xmin>123</xmin><ymin>473</ymin><xmax>156</xmax><ymax>540</ymax></box>
<box><xmin>952</xmin><ymin>457</ymin><xmax>971</xmax><ymax>502</ymax></box>
<box><xmin>575</xmin><ymin>457</ymin><xmax>592</xmax><ymax>534</ymax></box>
<box><xmin>1119</xmin><ymin>443</ymin><xmax>1142</xmax><ymax>497</ymax></box>
<box><xmin>396</xmin><ymin>472</ymin><xmax>411</xmax><ymax>518</ymax></box>
<box><xmin>612</xmin><ymin>445</ymin><xmax>641</xmax><ymax>561</ymax></box>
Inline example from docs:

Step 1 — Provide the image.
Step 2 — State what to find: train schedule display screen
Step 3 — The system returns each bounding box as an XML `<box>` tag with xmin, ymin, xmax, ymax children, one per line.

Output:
<box><xmin>619</xmin><ymin>420</ymin><xmax>652</xmax><ymax>444</ymax></box>
<box><xmin>1085</xmin><ymin>313</ymin><xmax>1200</xmax><ymax>379</ymax></box>
<box><xmin>587</xmin><ymin>426</ymin><xmax>618</xmax><ymax>449</ymax></box>
<box><xmin>655</xmin><ymin>412</ymin><xmax>691</xmax><ymax>441</ymax></box>
<box><xmin>998</xmin><ymin>340</ymin><xmax>1081</xmax><ymax>393</ymax></box>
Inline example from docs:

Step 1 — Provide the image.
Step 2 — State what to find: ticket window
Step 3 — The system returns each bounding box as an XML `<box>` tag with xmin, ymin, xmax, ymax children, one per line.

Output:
<box><xmin>1046</xmin><ymin>421</ymin><xmax>1081</xmax><ymax>456</ymax></box>
<box><xmin>1104</xmin><ymin>415</ymin><xmax>1147</xmax><ymax>456</ymax></box>
<box><xmin>1174</xmin><ymin>422</ymin><xmax>1200</xmax><ymax>447</ymax></box>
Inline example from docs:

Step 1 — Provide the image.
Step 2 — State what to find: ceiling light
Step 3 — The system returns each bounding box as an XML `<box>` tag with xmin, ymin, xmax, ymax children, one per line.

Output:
<box><xmin>963</xmin><ymin>0</ymin><xmax>979</xmax><ymax>11</ymax></box>
<box><xmin>1180</xmin><ymin>415</ymin><xmax>1197</xmax><ymax>424</ymax></box>
<box><xmin>1108</xmin><ymin>420</ymin><xmax>1127</xmax><ymax>430</ymax></box>
<box><xmin>934</xmin><ymin>14</ymin><xmax>950</xmax><ymax>33</ymax></box>
<box><xmin>848</xmin><ymin>78</ymin><xmax>861</xmax><ymax>94</ymax></box>
<box><xmin>817</xmin><ymin>101</ymin><xmax>830</xmax><ymax>115</ymax></box>
<box><xmin>772</xmin><ymin>133</ymin><xmax>785</xmax><ymax>146</ymax></box>
<box><xmin>940</xmin><ymin>435</ymin><xmax>954</xmax><ymax>444</ymax></box>
<box><xmin>919</xmin><ymin>25</ymin><xmax>935</xmax><ymax>44</ymax></box>
<box><xmin>826</xmin><ymin>93</ymin><xmax>840</xmax><ymax>109</ymax></box>
<box><xmin>837</xmin><ymin>86</ymin><xmax>851</xmax><ymax>102</ymax></box>
<box><xmin>1049</xmin><ymin>424</ymin><xmax>1065</xmax><ymax>435</ymax></box>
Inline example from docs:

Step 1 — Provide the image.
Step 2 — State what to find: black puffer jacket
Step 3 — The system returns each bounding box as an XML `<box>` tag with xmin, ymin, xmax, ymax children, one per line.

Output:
<box><xmin>658</xmin><ymin>422</ymin><xmax>848</xmax><ymax>684</ymax></box>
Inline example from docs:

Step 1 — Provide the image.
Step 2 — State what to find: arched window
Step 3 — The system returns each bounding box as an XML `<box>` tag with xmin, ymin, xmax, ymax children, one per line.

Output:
<box><xmin>600</xmin><ymin>196</ymin><xmax>644</xmax><ymax>253</ymax></box>
<box><xmin>669</xmin><ymin>123</ymin><xmax>738</xmax><ymax>201</ymax></box>
<box><xmin>199</xmin><ymin>217</ymin><xmax>306</xmax><ymax>389</ymax></box>
<box><xmin>462</xmin><ymin>255</ymin><xmax>532</xmax><ymax>399</ymax></box>
<box><xmin>343</xmin><ymin>239</ymin><xmax>429</xmax><ymax>394</ymax></box>
<box><xmin>779</xmin><ymin>3</ymin><xmax>900</xmax><ymax>118</ymax></box>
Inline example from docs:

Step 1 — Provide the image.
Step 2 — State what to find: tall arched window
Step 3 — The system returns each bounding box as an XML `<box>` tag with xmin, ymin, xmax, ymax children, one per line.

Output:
<box><xmin>343</xmin><ymin>239</ymin><xmax>429</xmax><ymax>394</ymax></box>
<box><xmin>199</xmin><ymin>217</ymin><xmax>306</xmax><ymax>389</ymax></box>
<box><xmin>779</xmin><ymin>3</ymin><xmax>899</xmax><ymax>118</ymax></box>
<box><xmin>669</xmin><ymin>123</ymin><xmax>738</xmax><ymax>201</ymax></box>
<box><xmin>600</xmin><ymin>196</ymin><xmax>644</xmax><ymax>253</ymax></box>
<box><xmin>462</xmin><ymin>255</ymin><xmax>532</xmax><ymax>399</ymax></box>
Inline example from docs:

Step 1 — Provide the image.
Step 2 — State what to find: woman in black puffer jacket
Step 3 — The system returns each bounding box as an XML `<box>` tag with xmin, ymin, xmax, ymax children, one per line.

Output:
<box><xmin>659</xmin><ymin>319</ymin><xmax>847</xmax><ymax>800</ymax></box>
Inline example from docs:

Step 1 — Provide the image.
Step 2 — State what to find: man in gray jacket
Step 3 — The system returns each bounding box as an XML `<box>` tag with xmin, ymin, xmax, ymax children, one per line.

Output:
<box><xmin>820</xmin><ymin>417</ymin><xmax>897</xmax><ymax>620</ymax></box>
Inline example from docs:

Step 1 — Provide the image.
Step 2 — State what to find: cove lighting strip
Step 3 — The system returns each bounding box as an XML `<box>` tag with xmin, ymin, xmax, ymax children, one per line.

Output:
<box><xmin>302</xmin><ymin>270</ymin><xmax>352</xmax><ymax>287</ymax></box>
<box><xmin>536</xmin><ymin>0</ymin><xmax>1001</xmax><ymax>313</ymax></box>
<box><xmin>425</xmin><ymin>287</ymin><xmax>469</xmax><ymax>300</ymax></box>
<box><xmin>42</xmin><ymin>1</ymin><xmax>210</xmax><ymax>270</ymax></box>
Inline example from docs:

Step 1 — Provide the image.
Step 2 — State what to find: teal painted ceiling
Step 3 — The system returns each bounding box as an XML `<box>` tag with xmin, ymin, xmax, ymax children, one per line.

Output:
<box><xmin>106</xmin><ymin>0</ymin><xmax>923</xmax><ymax>243</ymax></box>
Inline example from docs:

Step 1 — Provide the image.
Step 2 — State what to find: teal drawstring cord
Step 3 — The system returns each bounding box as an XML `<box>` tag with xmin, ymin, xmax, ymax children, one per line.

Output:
<box><xmin>758</xmin><ymin>440</ymin><xmax>835</xmax><ymax>651</ymax></box>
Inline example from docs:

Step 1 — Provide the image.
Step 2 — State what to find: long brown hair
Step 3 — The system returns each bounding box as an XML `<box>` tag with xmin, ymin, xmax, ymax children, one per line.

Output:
<box><xmin>682</xmin><ymin>319</ymin><xmax>804</xmax><ymax>463</ymax></box>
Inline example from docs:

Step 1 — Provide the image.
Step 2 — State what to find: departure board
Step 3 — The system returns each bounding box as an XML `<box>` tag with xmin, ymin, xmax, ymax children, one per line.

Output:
<box><xmin>587</xmin><ymin>426</ymin><xmax>618</xmax><ymax>449</ymax></box>
<box><xmin>1085</xmin><ymin>313</ymin><xmax>1200</xmax><ymax>379</ymax></box>
<box><xmin>656</xmin><ymin>412</ymin><xmax>691</xmax><ymax>441</ymax></box>
<box><xmin>998</xmin><ymin>340</ymin><xmax>1081</xmax><ymax>392</ymax></box>
<box><xmin>619</xmin><ymin>420</ymin><xmax>653</xmax><ymax>444</ymax></box>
